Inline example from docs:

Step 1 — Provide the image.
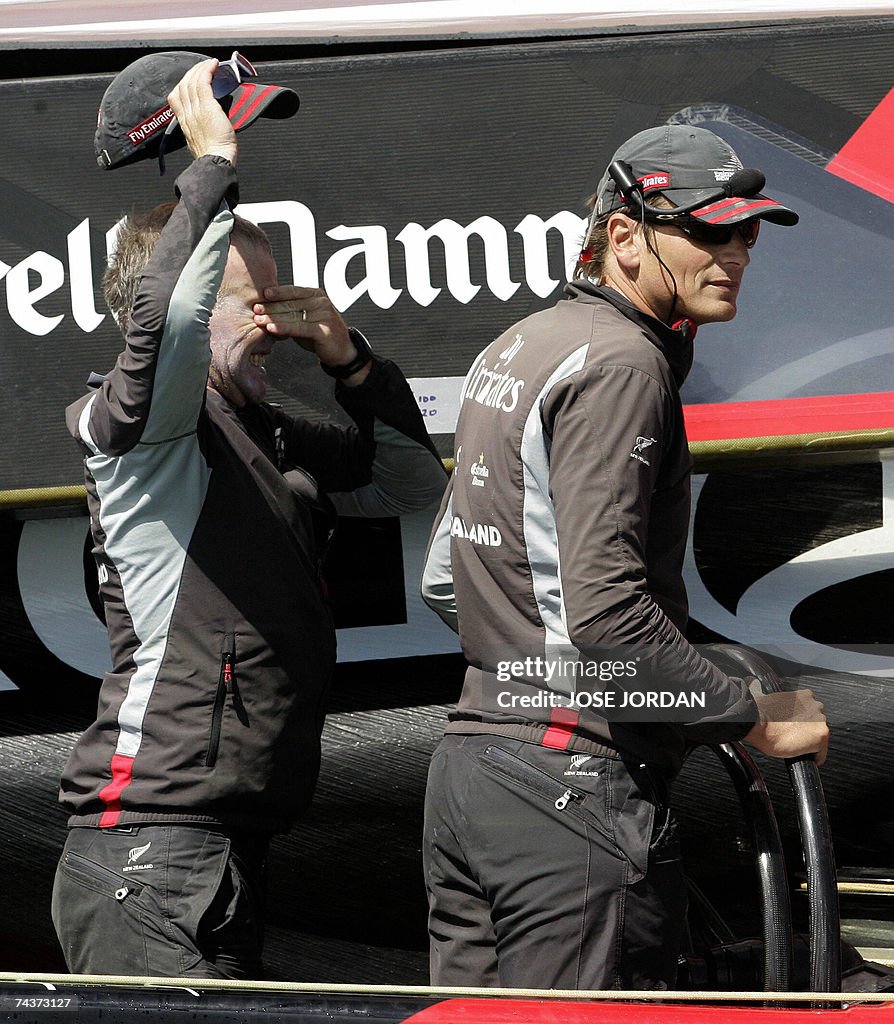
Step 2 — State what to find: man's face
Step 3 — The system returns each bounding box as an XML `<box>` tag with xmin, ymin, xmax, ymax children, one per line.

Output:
<box><xmin>208</xmin><ymin>237</ymin><xmax>278</xmax><ymax>407</ymax></box>
<box><xmin>635</xmin><ymin>220</ymin><xmax>752</xmax><ymax>327</ymax></box>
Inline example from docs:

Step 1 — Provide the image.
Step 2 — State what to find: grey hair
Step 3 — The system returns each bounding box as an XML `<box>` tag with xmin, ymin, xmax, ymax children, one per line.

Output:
<box><xmin>103</xmin><ymin>203</ymin><xmax>272</xmax><ymax>334</ymax></box>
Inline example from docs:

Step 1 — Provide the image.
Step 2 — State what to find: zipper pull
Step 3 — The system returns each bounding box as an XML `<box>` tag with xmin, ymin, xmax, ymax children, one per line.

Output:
<box><xmin>222</xmin><ymin>633</ymin><xmax>235</xmax><ymax>693</ymax></box>
<box><xmin>555</xmin><ymin>788</ymin><xmax>575</xmax><ymax>811</ymax></box>
<box><xmin>222</xmin><ymin>633</ymin><xmax>249</xmax><ymax>724</ymax></box>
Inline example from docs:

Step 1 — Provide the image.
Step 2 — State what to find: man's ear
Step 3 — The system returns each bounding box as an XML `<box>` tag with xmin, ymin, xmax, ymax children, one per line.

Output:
<box><xmin>607</xmin><ymin>212</ymin><xmax>641</xmax><ymax>274</ymax></box>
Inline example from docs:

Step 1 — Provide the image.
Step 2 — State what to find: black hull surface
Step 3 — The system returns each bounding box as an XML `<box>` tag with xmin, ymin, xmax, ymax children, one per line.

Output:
<box><xmin>1</xmin><ymin>5</ymin><xmax>893</xmax><ymax>985</ymax></box>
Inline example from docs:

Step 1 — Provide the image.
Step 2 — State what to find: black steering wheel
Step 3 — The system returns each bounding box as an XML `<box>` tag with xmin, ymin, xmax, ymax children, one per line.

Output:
<box><xmin>699</xmin><ymin>643</ymin><xmax>841</xmax><ymax>994</ymax></box>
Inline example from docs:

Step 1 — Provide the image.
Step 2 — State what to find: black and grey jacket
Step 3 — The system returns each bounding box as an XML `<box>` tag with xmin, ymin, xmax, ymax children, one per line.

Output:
<box><xmin>422</xmin><ymin>281</ymin><xmax>757</xmax><ymax>771</ymax></box>
<box><xmin>62</xmin><ymin>155</ymin><xmax>446</xmax><ymax>833</ymax></box>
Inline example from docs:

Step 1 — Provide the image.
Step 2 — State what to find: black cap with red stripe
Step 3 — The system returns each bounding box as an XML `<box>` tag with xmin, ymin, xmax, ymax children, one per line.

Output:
<box><xmin>595</xmin><ymin>124</ymin><xmax>798</xmax><ymax>227</ymax></box>
<box><xmin>95</xmin><ymin>50</ymin><xmax>299</xmax><ymax>171</ymax></box>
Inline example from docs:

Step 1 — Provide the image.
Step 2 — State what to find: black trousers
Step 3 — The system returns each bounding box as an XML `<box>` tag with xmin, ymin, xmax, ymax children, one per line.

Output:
<box><xmin>52</xmin><ymin>824</ymin><xmax>268</xmax><ymax>978</ymax></box>
<box><xmin>422</xmin><ymin>734</ymin><xmax>687</xmax><ymax>990</ymax></box>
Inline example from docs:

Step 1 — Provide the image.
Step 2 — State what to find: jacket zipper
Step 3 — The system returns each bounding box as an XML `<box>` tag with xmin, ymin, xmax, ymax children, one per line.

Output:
<box><xmin>205</xmin><ymin>630</ymin><xmax>233</xmax><ymax>770</ymax></box>
<box><xmin>206</xmin><ymin>633</ymin><xmax>238</xmax><ymax>767</ymax></box>
<box><xmin>225</xmin><ymin>635</ymin><xmax>248</xmax><ymax>725</ymax></box>
<box><xmin>483</xmin><ymin>744</ymin><xmax>586</xmax><ymax>811</ymax></box>
<box><xmin>63</xmin><ymin>850</ymin><xmax>143</xmax><ymax>902</ymax></box>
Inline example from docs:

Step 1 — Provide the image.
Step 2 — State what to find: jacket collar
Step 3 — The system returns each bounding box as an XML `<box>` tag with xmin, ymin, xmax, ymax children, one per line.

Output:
<box><xmin>563</xmin><ymin>280</ymin><xmax>695</xmax><ymax>388</ymax></box>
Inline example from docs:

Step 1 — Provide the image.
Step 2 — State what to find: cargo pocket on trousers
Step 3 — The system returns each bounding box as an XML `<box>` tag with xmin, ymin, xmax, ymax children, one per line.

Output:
<box><xmin>59</xmin><ymin>849</ymin><xmax>145</xmax><ymax>903</ymax></box>
<box><xmin>53</xmin><ymin>847</ymin><xmax>150</xmax><ymax>975</ymax></box>
<box><xmin>478</xmin><ymin>743</ymin><xmax>625</xmax><ymax>858</ymax></box>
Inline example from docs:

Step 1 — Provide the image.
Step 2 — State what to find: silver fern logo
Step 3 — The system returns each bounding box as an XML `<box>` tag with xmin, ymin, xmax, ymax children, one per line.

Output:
<box><xmin>630</xmin><ymin>436</ymin><xmax>657</xmax><ymax>466</ymax></box>
<box><xmin>128</xmin><ymin>842</ymin><xmax>151</xmax><ymax>864</ymax></box>
<box><xmin>123</xmin><ymin>841</ymin><xmax>155</xmax><ymax>873</ymax></box>
<box><xmin>565</xmin><ymin>754</ymin><xmax>601</xmax><ymax>777</ymax></box>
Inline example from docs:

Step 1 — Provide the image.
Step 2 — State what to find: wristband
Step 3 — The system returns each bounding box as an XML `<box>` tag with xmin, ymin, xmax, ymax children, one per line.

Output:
<box><xmin>320</xmin><ymin>327</ymin><xmax>374</xmax><ymax>380</ymax></box>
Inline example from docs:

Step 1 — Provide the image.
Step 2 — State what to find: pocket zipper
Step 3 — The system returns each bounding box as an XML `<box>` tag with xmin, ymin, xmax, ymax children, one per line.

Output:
<box><xmin>207</xmin><ymin>633</ymin><xmax>246</xmax><ymax>766</ymax></box>
<box><xmin>63</xmin><ymin>850</ymin><xmax>142</xmax><ymax>901</ymax></box>
<box><xmin>483</xmin><ymin>744</ymin><xmax>585</xmax><ymax>812</ymax></box>
<box><xmin>554</xmin><ymin>788</ymin><xmax>577</xmax><ymax>810</ymax></box>
<box><xmin>207</xmin><ymin>667</ymin><xmax>227</xmax><ymax>768</ymax></box>
<box><xmin>224</xmin><ymin>635</ymin><xmax>248</xmax><ymax>726</ymax></box>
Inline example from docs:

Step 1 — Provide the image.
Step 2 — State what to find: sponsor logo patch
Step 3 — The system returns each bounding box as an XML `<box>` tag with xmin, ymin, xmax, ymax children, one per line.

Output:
<box><xmin>639</xmin><ymin>172</ymin><xmax>670</xmax><ymax>193</ymax></box>
<box><xmin>499</xmin><ymin>334</ymin><xmax>525</xmax><ymax>362</ymax></box>
<box><xmin>471</xmin><ymin>452</ymin><xmax>490</xmax><ymax>488</ymax></box>
<box><xmin>565</xmin><ymin>753</ymin><xmax>601</xmax><ymax>777</ymax></box>
<box><xmin>630</xmin><ymin>436</ymin><xmax>657</xmax><ymax>466</ymax></box>
<box><xmin>127</xmin><ymin>105</ymin><xmax>176</xmax><ymax>147</ymax></box>
<box><xmin>122</xmin><ymin>840</ymin><xmax>154</xmax><ymax>873</ymax></box>
<box><xmin>451</xmin><ymin>515</ymin><xmax>502</xmax><ymax>547</ymax></box>
<box><xmin>463</xmin><ymin>350</ymin><xmax>525</xmax><ymax>414</ymax></box>
<box><xmin>710</xmin><ymin>155</ymin><xmax>743</xmax><ymax>182</ymax></box>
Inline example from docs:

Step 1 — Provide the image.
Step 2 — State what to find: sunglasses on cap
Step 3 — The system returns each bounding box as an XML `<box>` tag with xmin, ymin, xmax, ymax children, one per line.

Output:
<box><xmin>671</xmin><ymin>216</ymin><xmax>760</xmax><ymax>249</ymax></box>
<box><xmin>212</xmin><ymin>51</ymin><xmax>257</xmax><ymax>99</ymax></box>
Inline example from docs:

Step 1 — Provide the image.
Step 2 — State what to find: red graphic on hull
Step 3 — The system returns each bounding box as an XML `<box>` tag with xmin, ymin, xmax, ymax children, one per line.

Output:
<box><xmin>827</xmin><ymin>85</ymin><xmax>894</xmax><ymax>203</ymax></box>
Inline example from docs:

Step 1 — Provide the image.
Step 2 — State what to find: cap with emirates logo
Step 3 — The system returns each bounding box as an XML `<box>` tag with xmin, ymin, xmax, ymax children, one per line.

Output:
<box><xmin>595</xmin><ymin>124</ymin><xmax>798</xmax><ymax>226</ymax></box>
<box><xmin>94</xmin><ymin>51</ymin><xmax>299</xmax><ymax>171</ymax></box>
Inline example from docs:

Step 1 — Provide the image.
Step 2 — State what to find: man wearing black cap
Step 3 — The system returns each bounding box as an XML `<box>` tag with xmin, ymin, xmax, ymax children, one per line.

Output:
<box><xmin>420</xmin><ymin>124</ymin><xmax>829</xmax><ymax>989</ymax></box>
<box><xmin>51</xmin><ymin>59</ymin><xmax>446</xmax><ymax>979</ymax></box>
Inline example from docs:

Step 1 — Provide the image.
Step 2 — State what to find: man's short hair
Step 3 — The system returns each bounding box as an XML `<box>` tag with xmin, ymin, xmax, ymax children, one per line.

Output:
<box><xmin>574</xmin><ymin>194</ymin><xmax>674</xmax><ymax>282</ymax></box>
<box><xmin>104</xmin><ymin>203</ymin><xmax>272</xmax><ymax>332</ymax></box>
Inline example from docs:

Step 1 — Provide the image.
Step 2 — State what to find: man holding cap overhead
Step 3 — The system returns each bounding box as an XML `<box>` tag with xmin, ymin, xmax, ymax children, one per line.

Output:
<box><xmin>52</xmin><ymin>58</ymin><xmax>446</xmax><ymax>979</ymax></box>
<box><xmin>93</xmin><ymin>49</ymin><xmax>300</xmax><ymax>171</ymax></box>
<box><xmin>420</xmin><ymin>124</ymin><xmax>829</xmax><ymax>989</ymax></box>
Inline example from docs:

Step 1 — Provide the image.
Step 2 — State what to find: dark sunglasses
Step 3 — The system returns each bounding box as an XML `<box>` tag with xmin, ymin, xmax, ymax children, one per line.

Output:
<box><xmin>671</xmin><ymin>216</ymin><xmax>760</xmax><ymax>249</ymax></box>
<box><xmin>212</xmin><ymin>51</ymin><xmax>258</xmax><ymax>100</ymax></box>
